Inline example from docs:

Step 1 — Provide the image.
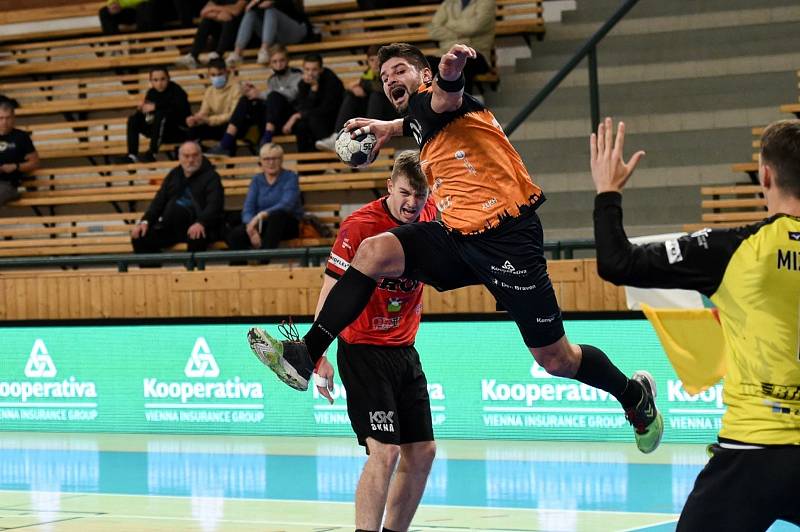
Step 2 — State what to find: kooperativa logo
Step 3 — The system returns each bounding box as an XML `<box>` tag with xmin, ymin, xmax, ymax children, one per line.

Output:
<box><xmin>184</xmin><ymin>337</ymin><xmax>220</xmax><ymax>378</ymax></box>
<box><xmin>0</xmin><ymin>339</ymin><xmax>97</xmax><ymax>402</ymax></box>
<box><xmin>144</xmin><ymin>337</ymin><xmax>263</xmax><ymax>404</ymax></box>
<box><xmin>24</xmin><ymin>339</ymin><xmax>57</xmax><ymax>378</ymax></box>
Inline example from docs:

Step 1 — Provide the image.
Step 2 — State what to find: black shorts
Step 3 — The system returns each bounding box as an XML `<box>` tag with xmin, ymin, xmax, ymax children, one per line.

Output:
<box><xmin>677</xmin><ymin>444</ymin><xmax>800</xmax><ymax>530</ymax></box>
<box><xmin>390</xmin><ymin>209</ymin><xmax>565</xmax><ymax>348</ymax></box>
<box><xmin>336</xmin><ymin>340</ymin><xmax>433</xmax><ymax>449</ymax></box>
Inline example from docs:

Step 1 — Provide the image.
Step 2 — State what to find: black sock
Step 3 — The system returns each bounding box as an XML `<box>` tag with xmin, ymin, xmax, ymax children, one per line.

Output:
<box><xmin>383</xmin><ymin>528</ymin><xmax>400</xmax><ymax>532</ymax></box>
<box><xmin>304</xmin><ymin>266</ymin><xmax>377</xmax><ymax>363</ymax></box>
<box><xmin>574</xmin><ymin>344</ymin><xmax>642</xmax><ymax>409</ymax></box>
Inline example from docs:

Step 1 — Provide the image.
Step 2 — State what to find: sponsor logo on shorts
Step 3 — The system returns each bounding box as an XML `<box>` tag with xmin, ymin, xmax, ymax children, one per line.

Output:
<box><xmin>490</xmin><ymin>260</ymin><xmax>528</xmax><ymax>276</ymax></box>
<box><xmin>369</xmin><ymin>410</ymin><xmax>395</xmax><ymax>432</ymax></box>
<box><xmin>536</xmin><ymin>314</ymin><xmax>558</xmax><ymax>324</ymax></box>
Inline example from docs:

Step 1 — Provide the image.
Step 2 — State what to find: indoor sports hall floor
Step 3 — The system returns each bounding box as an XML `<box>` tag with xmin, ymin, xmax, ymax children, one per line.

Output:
<box><xmin>0</xmin><ymin>433</ymin><xmax>796</xmax><ymax>532</ymax></box>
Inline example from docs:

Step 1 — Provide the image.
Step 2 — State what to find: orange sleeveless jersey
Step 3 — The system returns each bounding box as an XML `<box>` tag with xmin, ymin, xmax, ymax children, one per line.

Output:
<box><xmin>406</xmin><ymin>83</ymin><xmax>544</xmax><ymax>234</ymax></box>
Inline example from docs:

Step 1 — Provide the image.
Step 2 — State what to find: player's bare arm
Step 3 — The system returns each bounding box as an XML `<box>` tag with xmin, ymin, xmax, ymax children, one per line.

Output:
<box><xmin>312</xmin><ymin>274</ymin><xmax>337</xmax><ymax>403</ymax></box>
<box><xmin>432</xmin><ymin>44</ymin><xmax>476</xmax><ymax>113</ymax></box>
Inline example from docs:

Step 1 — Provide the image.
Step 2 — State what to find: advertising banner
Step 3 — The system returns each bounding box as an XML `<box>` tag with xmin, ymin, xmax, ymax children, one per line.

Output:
<box><xmin>0</xmin><ymin>320</ymin><xmax>724</xmax><ymax>442</ymax></box>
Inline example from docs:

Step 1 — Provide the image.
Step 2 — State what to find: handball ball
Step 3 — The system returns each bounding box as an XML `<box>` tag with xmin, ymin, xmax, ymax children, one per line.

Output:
<box><xmin>335</xmin><ymin>128</ymin><xmax>378</xmax><ymax>168</ymax></box>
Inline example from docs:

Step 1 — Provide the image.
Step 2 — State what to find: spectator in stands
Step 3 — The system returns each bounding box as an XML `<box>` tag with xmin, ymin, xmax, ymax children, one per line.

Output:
<box><xmin>186</xmin><ymin>58</ymin><xmax>242</xmax><ymax>144</ymax></box>
<box><xmin>117</xmin><ymin>67</ymin><xmax>191</xmax><ymax>164</ymax></box>
<box><xmin>208</xmin><ymin>44</ymin><xmax>302</xmax><ymax>156</ymax></box>
<box><xmin>172</xmin><ymin>0</ymin><xmax>205</xmax><ymax>28</ymax></box>
<box><xmin>226</xmin><ymin>0</ymin><xmax>310</xmax><ymax>66</ymax></box>
<box><xmin>176</xmin><ymin>0</ymin><xmax>247</xmax><ymax>69</ymax></box>
<box><xmin>428</xmin><ymin>0</ymin><xmax>495</xmax><ymax>94</ymax></box>
<box><xmin>226</xmin><ymin>142</ymin><xmax>302</xmax><ymax>251</ymax></box>
<box><xmin>0</xmin><ymin>98</ymin><xmax>39</xmax><ymax>208</ymax></box>
<box><xmin>315</xmin><ymin>45</ymin><xmax>397</xmax><ymax>152</ymax></box>
<box><xmin>99</xmin><ymin>0</ymin><xmax>158</xmax><ymax>35</ymax></box>
<box><xmin>283</xmin><ymin>54</ymin><xmax>344</xmax><ymax>152</ymax></box>
<box><xmin>131</xmin><ymin>141</ymin><xmax>224</xmax><ymax>253</ymax></box>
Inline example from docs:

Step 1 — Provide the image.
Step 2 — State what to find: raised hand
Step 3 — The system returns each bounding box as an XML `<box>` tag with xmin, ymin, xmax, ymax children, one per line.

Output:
<box><xmin>439</xmin><ymin>44</ymin><xmax>476</xmax><ymax>81</ymax></box>
<box><xmin>589</xmin><ymin>117</ymin><xmax>645</xmax><ymax>193</ymax></box>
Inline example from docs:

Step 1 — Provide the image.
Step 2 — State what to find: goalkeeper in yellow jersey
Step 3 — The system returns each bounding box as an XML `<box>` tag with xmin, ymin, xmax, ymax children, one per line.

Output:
<box><xmin>591</xmin><ymin>117</ymin><xmax>800</xmax><ymax>531</ymax></box>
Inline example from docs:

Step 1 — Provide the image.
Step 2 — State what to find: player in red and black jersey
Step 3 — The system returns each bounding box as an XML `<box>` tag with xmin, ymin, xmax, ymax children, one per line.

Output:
<box><xmin>313</xmin><ymin>151</ymin><xmax>437</xmax><ymax>532</ymax></box>
<box><xmin>249</xmin><ymin>43</ymin><xmax>664</xmax><ymax>456</ymax></box>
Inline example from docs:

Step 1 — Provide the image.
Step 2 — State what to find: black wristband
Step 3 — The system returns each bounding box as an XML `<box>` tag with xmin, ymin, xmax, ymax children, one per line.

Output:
<box><xmin>435</xmin><ymin>72</ymin><xmax>465</xmax><ymax>93</ymax></box>
<box><xmin>402</xmin><ymin>116</ymin><xmax>412</xmax><ymax>137</ymax></box>
<box><xmin>15</xmin><ymin>162</ymin><xmax>20</xmax><ymax>172</ymax></box>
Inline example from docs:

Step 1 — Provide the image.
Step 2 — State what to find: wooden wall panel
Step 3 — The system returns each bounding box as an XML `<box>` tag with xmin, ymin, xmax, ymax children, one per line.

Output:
<box><xmin>0</xmin><ymin>260</ymin><xmax>628</xmax><ymax>321</ymax></box>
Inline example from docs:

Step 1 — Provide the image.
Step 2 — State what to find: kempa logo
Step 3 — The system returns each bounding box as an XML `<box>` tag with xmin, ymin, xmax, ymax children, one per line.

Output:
<box><xmin>184</xmin><ymin>337</ymin><xmax>220</xmax><ymax>378</ymax></box>
<box><xmin>24</xmin><ymin>339</ymin><xmax>57</xmax><ymax>378</ymax></box>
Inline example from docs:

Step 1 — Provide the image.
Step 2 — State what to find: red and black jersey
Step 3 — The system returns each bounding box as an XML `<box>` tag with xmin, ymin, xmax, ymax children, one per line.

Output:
<box><xmin>404</xmin><ymin>83</ymin><xmax>545</xmax><ymax>235</ymax></box>
<box><xmin>325</xmin><ymin>197</ymin><xmax>438</xmax><ymax>346</ymax></box>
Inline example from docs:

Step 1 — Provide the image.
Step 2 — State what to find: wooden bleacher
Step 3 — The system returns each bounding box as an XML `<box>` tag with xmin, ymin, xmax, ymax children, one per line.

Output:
<box><xmin>0</xmin><ymin>202</ymin><xmax>342</xmax><ymax>257</ymax></box>
<box><xmin>682</xmin><ymin>183</ymin><xmax>766</xmax><ymax>232</ymax></box>
<box><xmin>0</xmin><ymin>149</ymin><xmax>397</xmax><ymax>257</ymax></box>
<box><xmin>24</xmin><ymin>117</ymin><xmax>296</xmax><ymax>161</ymax></box>
<box><xmin>0</xmin><ymin>0</ymin><xmax>541</xmax><ymax>258</ymax></box>
<box><xmin>10</xmin><ymin>150</ymin><xmax>395</xmax><ymax>209</ymax></box>
<box><xmin>2</xmin><ymin>52</ymin><xmax>370</xmax><ymax>118</ymax></box>
<box><xmin>0</xmin><ymin>0</ymin><xmax>542</xmax><ymax>78</ymax></box>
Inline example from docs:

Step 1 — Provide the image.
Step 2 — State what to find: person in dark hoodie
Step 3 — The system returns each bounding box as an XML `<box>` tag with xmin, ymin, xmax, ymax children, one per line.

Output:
<box><xmin>130</xmin><ymin>141</ymin><xmax>224</xmax><ymax>253</ymax></box>
<box><xmin>280</xmin><ymin>53</ymin><xmax>344</xmax><ymax>152</ymax></box>
<box><xmin>118</xmin><ymin>67</ymin><xmax>191</xmax><ymax>164</ymax></box>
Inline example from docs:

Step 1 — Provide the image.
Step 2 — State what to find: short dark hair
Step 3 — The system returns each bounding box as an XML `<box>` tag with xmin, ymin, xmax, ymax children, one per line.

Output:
<box><xmin>378</xmin><ymin>43</ymin><xmax>430</xmax><ymax>73</ymax></box>
<box><xmin>149</xmin><ymin>66</ymin><xmax>170</xmax><ymax>78</ymax></box>
<box><xmin>0</xmin><ymin>94</ymin><xmax>19</xmax><ymax>112</ymax></box>
<box><xmin>207</xmin><ymin>57</ymin><xmax>227</xmax><ymax>71</ymax></box>
<box><xmin>303</xmin><ymin>53</ymin><xmax>323</xmax><ymax>67</ymax></box>
<box><xmin>761</xmin><ymin>119</ymin><xmax>800</xmax><ymax>199</ymax></box>
<box><xmin>366</xmin><ymin>45</ymin><xmax>381</xmax><ymax>57</ymax></box>
<box><xmin>391</xmin><ymin>150</ymin><xmax>428</xmax><ymax>195</ymax></box>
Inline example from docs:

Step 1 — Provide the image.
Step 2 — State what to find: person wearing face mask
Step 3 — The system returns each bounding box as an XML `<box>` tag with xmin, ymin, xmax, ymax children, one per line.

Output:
<box><xmin>131</xmin><ymin>141</ymin><xmax>224</xmax><ymax>254</ymax></box>
<box><xmin>281</xmin><ymin>53</ymin><xmax>344</xmax><ymax>152</ymax></box>
<box><xmin>225</xmin><ymin>142</ymin><xmax>303</xmax><ymax>251</ymax></box>
<box><xmin>208</xmin><ymin>44</ymin><xmax>302</xmax><ymax>157</ymax></box>
<box><xmin>116</xmin><ymin>67</ymin><xmax>191</xmax><ymax>164</ymax></box>
<box><xmin>186</xmin><ymin>58</ymin><xmax>242</xmax><ymax>145</ymax></box>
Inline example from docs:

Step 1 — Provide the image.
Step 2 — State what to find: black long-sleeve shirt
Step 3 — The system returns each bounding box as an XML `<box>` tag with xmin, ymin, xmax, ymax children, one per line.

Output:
<box><xmin>593</xmin><ymin>191</ymin><xmax>800</xmax><ymax>445</ymax></box>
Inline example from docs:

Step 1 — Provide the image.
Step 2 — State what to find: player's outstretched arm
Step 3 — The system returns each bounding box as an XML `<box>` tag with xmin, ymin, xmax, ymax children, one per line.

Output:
<box><xmin>432</xmin><ymin>44</ymin><xmax>476</xmax><ymax>113</ymax></box>
<box><xmin>344</xmin><ymin>117</ymin><xmax>403</xmax><ymax>153</ymax></box>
